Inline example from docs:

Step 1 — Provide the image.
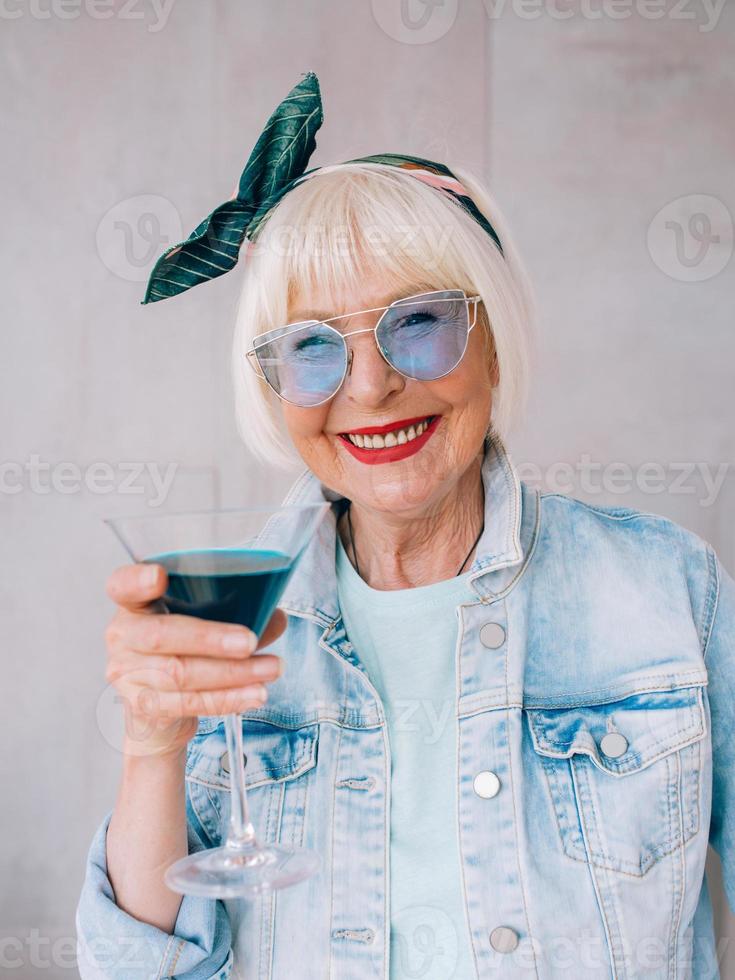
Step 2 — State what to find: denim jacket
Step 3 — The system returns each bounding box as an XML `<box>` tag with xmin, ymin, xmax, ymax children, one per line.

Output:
<box><xmin>76</xmin><ymin>431</ymin><xmax>735</xmax><ymax>979</ymax></box>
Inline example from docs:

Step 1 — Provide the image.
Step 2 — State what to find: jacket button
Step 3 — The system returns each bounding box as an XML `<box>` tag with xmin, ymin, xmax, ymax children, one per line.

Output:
<box><xmin>221</xmin><ymin>751</ymin><xmax>248</xmax><ymax>774</ymax></box>
<box><xmin>599</xmin><ymin>732</ymin><xmax>628</xmax><ymax>758</ymax></box>
<box><xmin>479</xmin><ymin>623</ymin><xmax>506</xmax><ymax>648</ymax></box>
<box><xmin>473</xmin><ymin>770</ymin><xmax>501</xmax><ymax>798</ymax></box>
<box><xmin>489</xmin><ymin>926</ymin><xmax>519</xmax><ymax>953</ymax></box>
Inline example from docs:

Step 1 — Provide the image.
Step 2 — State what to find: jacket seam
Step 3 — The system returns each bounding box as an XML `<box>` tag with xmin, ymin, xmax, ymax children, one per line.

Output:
<box><xmin>485</xmin><ymin>430</ymin><xmax>521</xmax><ymax>561</ymax></box>
<box><xmin>476</xmin><ymin>486</ymin><xmax>540</xmax><ymax>605</ymax></box>
<box><xmin>498</xmin><ymin>487</ymin><xmax>540</xmax><ymax>597</ymax></box>
<box><xmin>531</xmin><ymin>723</ymin><xmax>703</xmax><ymax>763</ymax></box>
<box><xmin>187</xmin><ymin>775</ymin><xmax>217</xmax><ymax>846</ymax></box>
<box><xmin>522</xmin><ymin>672</ymin><xmax>707</xmax><ymax>703</ymax></box>
<box><xmin>503</xmin><ymin>616</ymin><xmax>539</xmax><ymax>975</ymax></box>
<box><xmin>156</xmin><ymin>935</ymin><xmax>179</xmax><ymax>979</ymax></box>
<box><xmin>668</xmin><ymin>750</ymin><xmax>686</xmax><ymax>979</ymax></box>
<box><xmin>453</xmin><ymin>603</ymin><xmax>480</xmax><ymax>977</ymax></box>
<box><xmin>538</xmin><ymin>492</ymin><xmax>691</xmax><ymax>526</ymax></box>
<box><xmin>701</xmin><ymin>544</ymin><xmax>720</xmax><ymax>662</ymax></box>
<box><xmin>327</xmin><ymin>721</ymin><xmax>343</xmax><ymax>980</ymax></box>
<box><xmin>166</xmin><ymin>938</ymin><xmax>187</xmax><ymax>977</ymax></box>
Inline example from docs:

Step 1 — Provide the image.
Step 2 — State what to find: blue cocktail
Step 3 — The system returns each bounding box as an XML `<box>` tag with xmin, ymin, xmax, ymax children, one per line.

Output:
<box><xmin>105</xmin><ymin>503</ymin><xmax>330</xmax><ymax>899</ymax></box>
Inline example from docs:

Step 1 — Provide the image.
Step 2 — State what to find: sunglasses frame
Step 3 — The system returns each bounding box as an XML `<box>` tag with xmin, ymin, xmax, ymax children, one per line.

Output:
<box><xmin>245</xmin><ymin>288</ymin><xmax>482</xmax><ymax>408</ymax></box>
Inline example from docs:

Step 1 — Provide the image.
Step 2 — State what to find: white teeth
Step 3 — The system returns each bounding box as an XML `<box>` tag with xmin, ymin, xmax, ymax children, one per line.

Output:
<box><xmin>345</xmin><ymin>416</ymin><xmax>434</xmax><ymax>449</ymax></box>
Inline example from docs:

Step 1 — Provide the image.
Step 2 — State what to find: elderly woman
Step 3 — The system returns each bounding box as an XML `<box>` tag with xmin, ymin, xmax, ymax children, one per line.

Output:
<box><xmin>77</xmin><ymin>74</ymin><xmax>735</xmax><ymax>980</ymax></box>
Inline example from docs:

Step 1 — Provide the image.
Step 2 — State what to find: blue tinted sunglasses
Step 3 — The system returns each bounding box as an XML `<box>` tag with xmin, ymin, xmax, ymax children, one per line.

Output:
<box><xmin>245</xmin><ymin>288</ymin><xmax>481</xmax><ymax>408</ymax></box>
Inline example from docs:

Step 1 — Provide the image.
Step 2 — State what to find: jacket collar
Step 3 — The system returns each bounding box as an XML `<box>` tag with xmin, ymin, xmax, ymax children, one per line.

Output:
<box><xmin>274</xmin><ymin>428</ymin><xmax>537</xmax><ymax>623</ymax></box>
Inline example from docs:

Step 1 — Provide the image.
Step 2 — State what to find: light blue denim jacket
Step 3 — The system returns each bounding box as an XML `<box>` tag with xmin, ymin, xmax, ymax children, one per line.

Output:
<box><xmin>76</xmin><ymin>431</ymin><xmax>735</xmax><ymax>979</ymax></box>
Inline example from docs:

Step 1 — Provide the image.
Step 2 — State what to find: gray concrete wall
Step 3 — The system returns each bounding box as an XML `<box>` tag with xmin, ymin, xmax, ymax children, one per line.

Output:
<box><xmin>2</xmin><ymin>1</ymin><xmax>732</xmax><ymax>975</ymax></box>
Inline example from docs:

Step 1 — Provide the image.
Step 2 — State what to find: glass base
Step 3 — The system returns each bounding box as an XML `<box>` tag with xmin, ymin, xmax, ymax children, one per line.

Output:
<box><xmin>164</xmin><ymin>841</ymin><xmax>321</xmax><ymax>899</ymax></box>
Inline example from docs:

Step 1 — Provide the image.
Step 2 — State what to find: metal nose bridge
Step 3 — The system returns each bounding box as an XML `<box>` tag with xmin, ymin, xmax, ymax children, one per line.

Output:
<box><xmin>341</xmin><ymin>324</ymin><xmax>383</xmax><ymax>377</ymax></box>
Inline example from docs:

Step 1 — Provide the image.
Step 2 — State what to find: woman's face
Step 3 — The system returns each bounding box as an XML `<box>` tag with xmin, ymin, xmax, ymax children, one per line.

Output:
<box><xmin>280</xmin><ymin>276</ymin><xmax>497</xmax><ymax>518</ymax></box>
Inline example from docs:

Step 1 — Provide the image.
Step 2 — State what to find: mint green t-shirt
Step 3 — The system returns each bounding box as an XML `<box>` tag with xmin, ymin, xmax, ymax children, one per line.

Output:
<box><xmin>335</xmin><ymin>531</ymin><xmax>477</xmax><ymax>980</ymax></box>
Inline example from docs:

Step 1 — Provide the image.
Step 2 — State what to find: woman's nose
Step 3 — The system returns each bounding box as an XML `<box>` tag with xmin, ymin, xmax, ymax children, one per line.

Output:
<box><xmin>342</xmin><ymin>323</ymin><xmax>403</xmax><ymax>399</ymax></box>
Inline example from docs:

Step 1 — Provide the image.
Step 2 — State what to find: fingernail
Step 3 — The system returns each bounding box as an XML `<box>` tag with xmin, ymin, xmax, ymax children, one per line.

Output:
<box><xmin>142</xmin><ymin>564</ymin><xmax>158</xmax><ymax>588</ymax></box>
<box><xmin>222</xmin><ymin>631</ymin><xmax>254</xmax><ymax>653</ymax></box>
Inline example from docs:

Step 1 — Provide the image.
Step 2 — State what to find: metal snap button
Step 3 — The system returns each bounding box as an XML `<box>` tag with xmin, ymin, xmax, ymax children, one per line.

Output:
<box><xmin>473</xmin><ymin>770</ymin><xmax>501</xmax><ymax>799</ymax></box>
<box><xmin>220</xmin><ymin>751</ymin><xmax>248</xmax><ymax>774</ymax></box>
<box><xmin>489</xmin><ymin>925</ymin><xmax>519</xmax><ymax>953</ymax></box>
<box><xmin>479</xmin><ymin>623</ymin><xmax>506</xmax><ymax>649</ymax></box>
<box><xmin>599</xmin><ymin>732</ymin><xmax>628</xmax><ymax>758</ymax></box>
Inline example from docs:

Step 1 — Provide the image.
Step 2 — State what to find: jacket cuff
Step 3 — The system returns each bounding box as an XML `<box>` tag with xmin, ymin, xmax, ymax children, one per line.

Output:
<box><xmin>76</xmin><ymin>810</ymin><xmax>232</xmax><ymax>979</ymax></box>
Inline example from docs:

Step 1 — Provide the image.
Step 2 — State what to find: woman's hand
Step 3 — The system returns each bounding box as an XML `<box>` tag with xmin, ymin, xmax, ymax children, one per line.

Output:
<box><xmin>104</xmin><ymin>562</ymin><xmax>289</xmax><ymax>758</ymax></box>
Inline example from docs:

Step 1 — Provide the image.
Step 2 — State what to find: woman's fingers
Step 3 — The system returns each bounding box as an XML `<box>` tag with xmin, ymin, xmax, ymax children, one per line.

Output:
<box><xmin>108</xmin><ymin>610</ymin><xmax>257</xmax><ymax>658</ymax></box>
<box><xmin>105</xmin><ymin>564</ymin><xmax>292</xmax><ymax>730</ymax></box>
<box><xmin>104</xmin><ymin>567</ymin><xmax>293</xmax><ymax>754</ymax></box>
<box><xmin>109</xmin><ymin>606</ymin><xmax>289</xmax><ymax>659</ymax></box>
<box><xmin>106</xmin><ymin>562</ymin><xmax>168</xmax><ymax>612</ymax></box>
<box><xmin>128</xmin><ymin>684</ymin><xmax>271</xmax><ymax>721</ymax></box>
<box><xmin>107</xmin><ymin>650</ymin><xmax>283</xmax><ymax>692</ymax></box>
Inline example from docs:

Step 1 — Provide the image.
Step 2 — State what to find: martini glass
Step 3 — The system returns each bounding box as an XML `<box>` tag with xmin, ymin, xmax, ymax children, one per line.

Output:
<box><xmin>104</xmin><ymin>503</ymin><xmax>330</xmax><ymax>899</ymax></box>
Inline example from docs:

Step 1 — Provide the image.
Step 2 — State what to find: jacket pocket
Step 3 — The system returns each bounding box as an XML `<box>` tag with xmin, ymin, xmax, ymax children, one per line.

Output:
<box><xmin>524</xmin><ymin>685</ymin><xmax>706</xmax><ymax>877</ymax></box>
<box><xmin>185</xmin><ymin>719</ymin><xmax>319</xmax><ymax>848</ymax></box>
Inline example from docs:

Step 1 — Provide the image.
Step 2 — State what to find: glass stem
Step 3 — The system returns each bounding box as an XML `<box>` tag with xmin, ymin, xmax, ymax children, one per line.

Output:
<box><xmin>223</xmin><ymin>712</ymin><xmax>258</xmax><ymax>851</ymax></box>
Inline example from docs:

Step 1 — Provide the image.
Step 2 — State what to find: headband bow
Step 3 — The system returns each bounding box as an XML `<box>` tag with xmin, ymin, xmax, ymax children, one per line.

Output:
<box><xmin>142</xmin><ymin>71</ymin><xmax>503</xmax><ymax>305</ymax></box>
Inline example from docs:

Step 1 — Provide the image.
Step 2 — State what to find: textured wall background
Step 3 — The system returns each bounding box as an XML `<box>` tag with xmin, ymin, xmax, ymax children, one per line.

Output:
<box><xmin>2</xmin><ymin>1</ymin><xmax>733</xmax><ymax>975</ymax></box>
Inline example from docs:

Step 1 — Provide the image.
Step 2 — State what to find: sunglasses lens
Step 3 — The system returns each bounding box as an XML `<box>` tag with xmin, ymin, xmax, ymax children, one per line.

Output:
<box><xmin>377</xmin><ymin>291</ymin><xmax>470</xmax><ymax>381</ymax></box>
<box><xmin>258</xmin><ymin>323</ymin><xmax>346</xmax><ymax>407</ymax></box>
<box><xmin>256</xmin><ymin>291</ymin><xmax>472</xmax><ymax>407</ymax></box>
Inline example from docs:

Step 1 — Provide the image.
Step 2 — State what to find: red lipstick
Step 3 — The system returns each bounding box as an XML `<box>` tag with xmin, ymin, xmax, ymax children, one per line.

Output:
<box><xmin>337</xmin><ymin>415</ymin><xmax>441</xmax><ymax>465</ymax></box>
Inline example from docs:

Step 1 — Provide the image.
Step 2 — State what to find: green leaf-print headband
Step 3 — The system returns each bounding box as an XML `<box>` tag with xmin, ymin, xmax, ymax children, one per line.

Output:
<box><xmin>141</xmin><ymin>71</ymin><xmax>504</xmax><ymax>305</ymax></box>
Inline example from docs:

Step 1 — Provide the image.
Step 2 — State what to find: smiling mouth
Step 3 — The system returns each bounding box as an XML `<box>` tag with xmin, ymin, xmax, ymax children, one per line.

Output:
<box><xmin>339</xmin><ymin>415</ymin><xmax>437</xmax><ymax>449</ymax></box>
